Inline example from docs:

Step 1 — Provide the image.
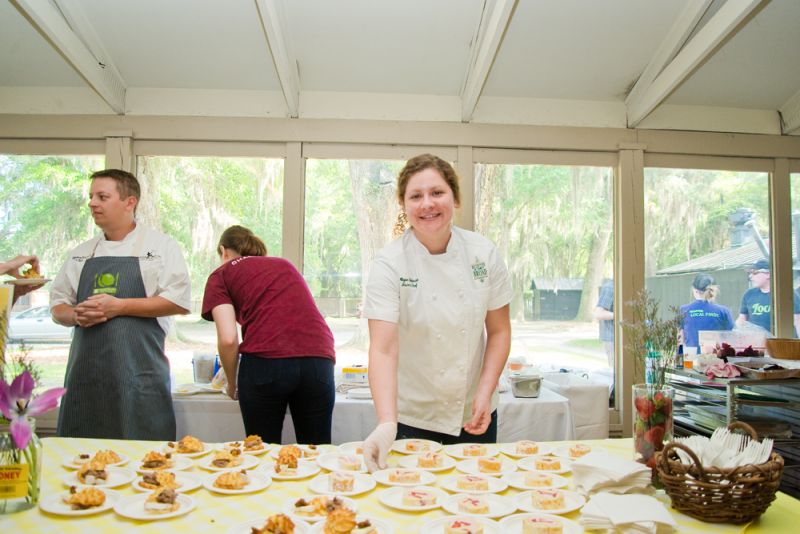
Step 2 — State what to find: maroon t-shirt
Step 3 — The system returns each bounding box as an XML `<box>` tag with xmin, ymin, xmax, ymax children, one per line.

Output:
<box><xmin>202</xmin><ymin>256</ymin><xmax>335</xmax><ymax>361</ymax></box>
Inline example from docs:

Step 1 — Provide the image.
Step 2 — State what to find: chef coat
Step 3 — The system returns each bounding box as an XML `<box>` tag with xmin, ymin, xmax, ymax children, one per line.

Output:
<box><xmin>50</xmin><ymin>223</ymin><xmax>191</xmax><ymax>333</ymax></box>
<box><xmin>363</xmin><ymin>226</ymin><xmax>512</xmax><ymax>436</ymax></box>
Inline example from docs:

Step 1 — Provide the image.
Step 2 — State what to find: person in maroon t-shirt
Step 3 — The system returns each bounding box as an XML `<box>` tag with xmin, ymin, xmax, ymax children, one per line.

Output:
<box><xmin>202</xmin><ymin>225</ymin><xmax>336</xmax><ymax>444</ymax></box>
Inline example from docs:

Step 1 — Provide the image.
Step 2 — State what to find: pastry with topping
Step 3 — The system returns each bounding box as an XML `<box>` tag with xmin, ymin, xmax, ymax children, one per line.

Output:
<box><xmin>405</xmin><ymin>439</ymin><xmax>429</xmax><ymax>452</ymax></box>
<box><xmin>338</xmin><ymin>455</ymin><xmax>361</xmax><ymax>471</ymax></box>
<box><xmin>138</xmin><ymin>471</ymin><xmax>180</xmax><ymax>490</ymax></box>
<box><xmin>568</xmin><ymin>443</ymin><xmax>591</xmax><ymax>458</ymax></box>
<box><xmin>77</xmin><ymin>460</ymin><xmax>108</xmax><ymax>485</ymax></box>
<box><xmin>458</xmin><ymin>495</ymin><xmax>489</xmax><ymax>514</ymax></box>
<box><xmin>463</xmin><ymin>444</ymin><xmax>487</xmax><ymax>456</ymax></box>
<box><xmin>251</xmin><ymin>513</ymin><xmax>296</xmax><ymax>534</ymax></box>
<box><xmin>477</xmin><ymin>456</ymin><xmax>501</xmax><ymax>473</ymax></box>
<box><xmin>531</xmin><ymin>489</ymin><xmax>565</xmax><ymax>510</ymax></box>
<box><xmin>522</xmin><ymin>516</ymin><xmax>563</xmax><ymax>534</ymax></box>
<box><xmin>92</xmin><ymin>449</ymin><xmax>122</xmax><ymax>465</ymax></box>
<box><xmin>244</xmin><ymin>435</ymin><xmax>265</xmax><ymax>452</ymax></box>
<box><xmin>323</xmin><ymin>508</ymin><xmax>376</xmax><ymax>534</ymax></box>
<box><xmin>534</xmin><ymin>456</ymin><xmax>561</xmax><ymax>471</ymax></box>
<box><xmin>144</xmin><ymin>488</ymin><xmax>180</xmax><ymax>514</ymax></box>
<box><xmin>293</xmin><ymin>495</ymin><xmax>347</xmax><ymax>517</ymax></box>
<box><xmin>516</xmin><ymin>440</ymin><xmax>539</xmax><ymax>455</ymax></box>
<box><xmin>279</xmin><ymin>444</ymin><xmax>302</xmax><ymax>460</ymax></box>
<box><xmin>141</xmin><ymin>451</ymin><xmax>174</xmax><ymax>470</ymax></box>
<box><xmin>274</xmin><ymin>449</ymin><xmax>299</xmax><ymax>475</ymax></box>
<box><xmin>62</xmin><ymin>486</ymin><xmax>106</xmax><ymax>510</ymax></box>
<box><xmin>388</xmin><ymin>468</ymin><xmax>420</xmax><ymax>483</ymax></box>
<box><xmin>401</xmin><ymin>488</ymin><xmax>437</xmax><ymax>506</ymax></box>
<box><xmin>445</xmin><ymin>518</ymin><xmax>484</xmax><ymax>534</ymax></box>
<box><xmin>169</xmin><ymin>435</ymin><xmax>204</xmax><ymax>454</ymax></box>
<box><xmin>213</xmin><ymin>469</ymin><xmax>250</xmax><ymax>490</ymax></box>
<box><xmin>457</xmin><ymin>474</ymin><xmax>489</xmax><ymax>491</ymax></box>
<box><xmin>329</xmin><ymin>471</ymin><xmax>354</xmax><ymax>492</ymax></box>
<box><xmin>525</xmin><ymin>472</ymin><xmax>553</xmax><ymax>487</ymax></box>
<box><xmin>211</xmin><ymin>449</ymin><xmax>243</xmax><ymax>468</ymax></box>
<box><xmin>417</xmin><ymin>451</ymin><xmax>443</xmax><ymax>468</ymax></box>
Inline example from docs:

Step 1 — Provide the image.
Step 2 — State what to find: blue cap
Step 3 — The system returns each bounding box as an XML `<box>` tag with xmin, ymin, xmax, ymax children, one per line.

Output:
<box><xmin>750</xmin><ymin>259</ymin><xmax>770</xmax><ymax>272</ymax></box>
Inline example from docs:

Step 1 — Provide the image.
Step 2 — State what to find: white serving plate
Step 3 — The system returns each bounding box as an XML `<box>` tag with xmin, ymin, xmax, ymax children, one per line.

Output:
<box><xmin>62</xmin><ymin>452</ymin><xmax>129</xmax><ymax>470</ymax></box>
<box><xmin>391</xmin><ymin>438</ymin><xmax>443</xmax><ymax>454</ymax></box>
<box><xmin>443</xmin><ymin>443</ymin><xmax>500</xmax><ymax>459</ymax></box>
<box><xmin>371</xmin><ymin>467</ymin><xmax>437</xmax><ymax>487</ymax></box>
<box><xmin>517</xmin><ymin>455</ymin><xmax>572</xmax><ymax>475</ymax></box>
<box><xmin>441</xmin><ymin>493</ymin><xmax>516</xmax><ymax>519</ymax></box>
<box><xmin>113</xmin><ymin>492</ymin><xmax>195</xmax><ymax>521</ymax></box>
<box><xmin>419</xmin><ymin>515</ymin><xmax>500</xmax><ymax>534</ymax></box>
<box><xmin>217</xmin><ymin>440</ymin><xmax>270</xmax><ymax>455</ymax></box>
<box><xmin>259</xmin><ymin>459</ymin><xmax>321</xmax><ymax>480</ymax></box>
<box><xmin>376</xmin><ymin>485</ymin><xmax>447</xmax><ymax>512</ymax></box>
<box><xmin>501</xmin><ymin>471</ymin><xmax>569</xmax><ymax>491</ymax></box>
<box><xmin>282</xmin><ymin>494</ymin><xmax>358</xmax><ymax>523</ymax></box>
<box><xmin>308</xmin><ymin>472</ymin><xmax>377</xmax><ymax>497</ymax></box>
<box><xmin>134</xmin><ymin>455</ymin><xmax>193</xmax><ymax>474</ymax></box>
<box><xmin>61</xmin><ymin>466</ymin><xmax>135</xmax><ymax>489</ymax></box>
<box><xmin>498</xmin><ymin>442</ymin><xmax>553</xmax><ymax>458</ymax></box>
<box><xmin>438</xmin><ymin>474</ymin><xmax>508</xmax><ymax>494</ymax></box>
<box><xmin>317</xmin><ymin>451</ymin><xmax>368</xmax><ymax>473</ymax></box>
<box><xmin>398</xmin><ymin>453</ymin><xmax>457</xmax><ymax>473</ymax></box>
<box><xmin>455</xmin><ymin>457</ymin><xmax>517</xmax><ymax>477</ymax></box>
<box><xmin>197</xmin><ymin>453</ymin><xmax>259</xmax><ymax>472</ymax></box>
<box><xmin>497</xmin><ymin>512</ymin><xmax>584</xmax><ymax>534</ymax></box>
<box><xmin>132</xmin><ymin>471</ymin><xmax>202</xmax><ymax>493</ymax></box>
<box><xmin>514</xmin><ymin>489</ymin><xmax>586</xmax><ymax>515</ymax></box>
<box><xmin>39</xmin><ymin>487</ymin><xmax>120</xmax><ymax>516</ymax></box>
<box><xmin>202</xmin><ymin>470</ymin><xmax>272</xmax><ymax>495</ymax></box>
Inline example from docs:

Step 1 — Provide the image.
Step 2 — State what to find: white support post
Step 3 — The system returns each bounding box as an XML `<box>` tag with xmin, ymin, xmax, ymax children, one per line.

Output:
<box><xmin>254</xmin><ymin>0</ymin><xmax>301</xmax><ymax>118</ymax></box>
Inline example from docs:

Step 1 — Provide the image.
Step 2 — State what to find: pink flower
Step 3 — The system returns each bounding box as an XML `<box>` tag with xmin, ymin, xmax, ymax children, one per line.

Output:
<box><xmin>0</xmin><ymin>371</ymin><xmax>66</xmax><ymax>449</ymax></box>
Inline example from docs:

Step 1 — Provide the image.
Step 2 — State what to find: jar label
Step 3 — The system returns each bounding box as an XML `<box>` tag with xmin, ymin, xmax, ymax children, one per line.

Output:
<box><xmin>0</xmin><ymin>464</ymin><xmax>29</xmax><ymax>498</ymax></box>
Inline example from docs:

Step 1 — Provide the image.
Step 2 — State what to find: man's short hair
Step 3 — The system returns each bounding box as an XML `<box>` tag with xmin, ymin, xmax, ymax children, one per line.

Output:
<box><xmin>90</xmin><ymin>169</ymin><xmax>141</xmax><ymax>201</ymax></box>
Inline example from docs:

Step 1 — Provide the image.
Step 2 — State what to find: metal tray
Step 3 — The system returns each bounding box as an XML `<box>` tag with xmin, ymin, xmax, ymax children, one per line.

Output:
<box><xmin>733</xmin><ymin>362</ymin><xmax>800</xmax><ymax>380</ymax></box>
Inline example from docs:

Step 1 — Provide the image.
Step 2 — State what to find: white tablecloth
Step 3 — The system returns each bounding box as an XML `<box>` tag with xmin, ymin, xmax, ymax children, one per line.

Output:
<box><xmin>173</xmin><ymin>388</ymin><xmax>575</xmax><ymax>444</ymax></box>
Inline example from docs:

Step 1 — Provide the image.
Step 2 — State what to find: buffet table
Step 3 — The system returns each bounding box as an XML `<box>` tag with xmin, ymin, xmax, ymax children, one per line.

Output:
<box><xmin>173</xmin><ymin>388</ymin><xmax>577</xmax><ymax>444</ymax></box>
<box><xmin>4</xmin><ymin>437</ymin><xmax>797</xmax><ymax>533</ymax></box>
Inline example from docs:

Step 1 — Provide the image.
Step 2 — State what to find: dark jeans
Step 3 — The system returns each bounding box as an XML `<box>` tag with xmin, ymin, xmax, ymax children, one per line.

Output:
<box><xmin>237</xmin><ymin>355</ymin><xmax>335</xmax><ymax>444</ymax></box>
<box><xmin>396</xmin><ymin>411</ymin><xmax>498</xmax><ymax>445</ymax></box>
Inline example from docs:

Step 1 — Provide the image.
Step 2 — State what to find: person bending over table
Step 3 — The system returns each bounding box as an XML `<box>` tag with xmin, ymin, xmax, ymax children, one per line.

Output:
<box><xmin>361</xmin><ymin>154</ymin><xmax>512</xmax><ymax>472</ymax></box>
<box><xmin>1</xmin><ymin>254</ymin><xmax>44</xmax><ymax>304</ymax></box>
<box><xmin>51</xmin><ymin>169</ymin><xmax>191</xmax><ymax>440</ymax></box>
<box><xmin>680</xmin><ymin>273</ymin><xmax>734</xmax><ymax>353</ymax></box>
<box><xmin>202</xmin><ymin>225</ymin><xmax>336</xmax><ymax>444</ymax></box>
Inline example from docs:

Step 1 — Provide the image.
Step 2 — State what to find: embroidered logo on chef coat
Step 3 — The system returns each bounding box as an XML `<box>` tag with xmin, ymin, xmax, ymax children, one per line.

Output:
<box><xmin>92</xmin><ymin>272</ymin><xmax>120</xmax><ymax>295</ymax></box>
<box><xmin>140</xmin><ymin>251</ymin><xmax>161</xmax><ymax>261</ymax></box>
<box><xmin>400</xmin><ymin>277</ymin><xmax>419</xmax><ymax>288</ymax></box>
<box><xmin>471</xmin><ymin>258</ymin><xmax>488</xmax><ymax>283</ymax></box>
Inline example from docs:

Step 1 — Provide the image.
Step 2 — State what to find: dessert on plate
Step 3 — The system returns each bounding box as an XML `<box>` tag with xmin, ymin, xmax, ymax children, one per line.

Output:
<box><xmin>522</xmin><ymin>515</ymin><xmax>563</xmax><ymax>534</ymax></box>
<box><xmin>516</xmin><ymin>440</ymin><xmax>539</xmax><ymax>455</ymax></box>
<box><xmin>568</xmin><ymin>443</ymin><xmax>591</xmax><ymax>458</ymax></box>
<box><xmin>463</xmin><ymin>444</ymin><xmax>487</xmax><ymax>456</ymax></box>
<box><xmin>323</xmin><ymin>508</ymin><xmax>376</xmax><ymax>534</ymax></box>
<box><xmin>251</xmin><ymin>513</ymin><xmax>296</xmax><ymax>534</ymax></box>
<box><xmin>329</xmin><ymin>472</ymin><xmax>355</xmax><ymax>492</ymax></box>
<box><xmin>244</xmin><ymin>434</ymin><xmax>265</xmax><ymax>452</ymax></box>
<box><xmin>138</xmin><ymin>471</ymin><xmax>180</xmax><ymax>491</ymax></box>
<box><xmin>417</xmin><ymin>451</ymin><xmax>443</xmax><ymax>468</ymax></box>
<box><xmin>302</xmin><ymin>444</ymin><xmax>320</xmax><ymax>459</ymax></box>
<box><xmin>457</xmin><ymin>474</ymin><xmax>489</xmax><ymax>491</ymax></box>
<box><xmin>213</xmin><ymin>469</ymin><xmax>250</xmax><ymax>490</ymax></box>
<box><xmin>92</xmin><ymin>449</ymin><xmax>122</xmax><ymax>465</ymax></box>
<box><xmin>293</xmin><ymin>495</ymin><xmax>348</xmax><ymax>517</ymax></box>
<box><xmin>275</xmin><ymin>449</ymin><xmax>299</xmax><ymax>475</ymax></box>
<box><xmin>144</xmin><ymin>488</ymin><xmax>180</xmax><ymax>514</ymax></box>
<box><xmin>405</xmin><ymin>439</ymin><xmax>429</xmax><ymax>452</ymax></box>
<box><xmin>338</xmin><ymin>455</ymin><xmax>361</xmax><ymax>471</ymax></box>
<box><xmin>77</xmin><ymin>460</ymin><xmax>108</xmax><ymax>485</ymax></box>
<box><xmin>534</xmin><ymin>456</ymin><xmax>561</xmax><ymax>471</ymax></box>
<box><xmin>388</xmin><ymin>468</ymin><xmax>420</xmax><ymax>483</ymax></box>
<box><xmin>477</xmin><ymin>457</ymin><xmax>501</xmax><ymax>473</ymax></box>
<box><xmin>279</xmin><ymin>444</ymin><xmax>303</xmax><ymax>460</ymax></box>
<box><xmin>168</xmin><ymin>435</ymin><xmax>204</xmax><ymax>454</ymax></box>
<box><xmin>531</xmin><ymin>489</ymin><xmax>565</xmax><ymax>510</ymax></box>
<box><xmin>525</xmin><ymin>472</ymin><xmax>553</xmax><ymax>487</ymax></box>
<box><xmin>210</xmin><ymin>449</ymin><xmax>243</xmax><ymax>469</ymax></box>
<box><xmin>71</xmin><ymin>452</ymin><xmax>92</xmax><ymax>465</ymax></box>
<box><xmin>445</xmin><ymin>518</ymin><xmax>484</xmax><ymax>534</ymax></box>
<box><xmin>401</xmin><ymin>488</ymin><xmax>437</xmax><ymax>506</ymax></box>
<box><xmin>141</xmin><ymin>451</ymin><xmax>174</xmax><ymax>470</ymax></box>
<box><xmin>62</xmin><ymin>486</ymin><xmax>106</xmax><ymax>510</ymax></box>
<box><xmin>458</xmin><ymin>495</ymin><xmax>490</xmax><ymax>514</ymax></box>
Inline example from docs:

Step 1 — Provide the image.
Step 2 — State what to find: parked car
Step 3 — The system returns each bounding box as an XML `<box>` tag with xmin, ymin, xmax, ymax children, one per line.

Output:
<box><xmin>7</xmin><ymin>306</ymin><xmax>72</xmax><ymax>343</ymax></box>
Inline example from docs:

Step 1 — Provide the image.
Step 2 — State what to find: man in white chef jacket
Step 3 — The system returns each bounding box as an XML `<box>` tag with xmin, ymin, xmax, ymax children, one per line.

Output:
<box><xmin>50</xmin><ymin>169</ymin><xmax>191</xmax><ymax>440</ymax></box>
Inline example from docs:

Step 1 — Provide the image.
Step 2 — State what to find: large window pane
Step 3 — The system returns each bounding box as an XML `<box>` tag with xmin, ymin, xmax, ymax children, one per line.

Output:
<box><xmin>792</xmin><ymin>172</ymin><xmax>800</xmax><ymax>339</ymax></box>
<box><xmin>475</xmin><ymin>163</ymin><xmax>615</xmax><ymax>400</ymax></box>
<box><xmin>137</xmin><ymin>156</ymin><xmax>284</xmax><ymax>385</ymax></box>
<box><xmin>303</xmin><ymin>159</ymin><xmax>404</xmax><ymax>369</ymax></box>
<box><xmin>644</xmin><ymin>168</ymin><xmax>770</xmax><ymax>352</ymax></box>
<box><xmin>1</xmin><ymin>154</ymin><xmax>105</xmax><ymax>389</ymax></box>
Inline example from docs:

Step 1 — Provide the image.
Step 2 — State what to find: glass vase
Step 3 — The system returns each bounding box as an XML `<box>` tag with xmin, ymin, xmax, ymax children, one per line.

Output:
<box><xmin>632</xmin><ymin>384</ymin><xmax>674</xmax><ymax>469</ymax></box>
<box><xmin>0</xmin><ymin>418</ymin><xmax>42</xmax><ymax>514</ymax></box>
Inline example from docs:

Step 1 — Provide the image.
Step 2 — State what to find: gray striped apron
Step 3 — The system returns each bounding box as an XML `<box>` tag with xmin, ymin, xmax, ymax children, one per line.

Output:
<box><xmin>57</xmin><ymin>232</ymin><xmax>176</xmax><ymax>440</ymax></box>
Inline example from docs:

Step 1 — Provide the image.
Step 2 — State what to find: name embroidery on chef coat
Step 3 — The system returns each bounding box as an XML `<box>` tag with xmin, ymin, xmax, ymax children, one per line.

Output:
<box><xmin>400</xmin><ymin>277</ymin><xmax>419</xmax><ymax>288</ymax></box>
<box><xmin>471</xmin><ymin>258</ymin><xmax>488</xmax><ymax>283</ymax></box>
<box><xmin>93</xmin><ymin>272</ymin><xmax>120</xmax><ymax>295</ymax></box>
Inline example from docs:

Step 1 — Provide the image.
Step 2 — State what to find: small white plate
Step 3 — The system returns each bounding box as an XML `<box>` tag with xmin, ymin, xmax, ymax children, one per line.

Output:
<box><xmin>337</xmin><ymin>441</ymin><xmax>364</xmax><ymax>455</ymax></box>
<box><xmin>371</xmin><ymin>467</ymin><xmax>437</xmax><ymax>487</ymax></box>
<box><xmin>202</xmin><ymin>470</ymin><xmax>272</xmax><ymax>494</ymax></box>
<box><xmin>308</xmin><ymin>473</ymin><xmax>377</xmax><ymax>496</ymax></box>
<box><xmin>443</xmin><ymin>443</ymin><xmax>500</xmax><ymax>459</ymax></box>
<box><xmin>497</xmin><ymin>512</ymin><xmax>583</xmax><ymax>534</ymax></box>
<box><xmin>5</xmin><ymin>278</ymin><xmax>50</xmax><ymax>286</ymax></box>
<box><xmin>398</xmin><ymin>453</ymin><xmax>457</xmax><ymax>473</ymax></box>
<box><xmin>438</xmin><ymin>474</ymin><xmax>508</xmax><ymax>494</ymax></box>
<box><xmin>62</xmin><ymin>452</ymin><xmax>130</xmax><ymax>470</ymax></box>
<box><xmin>317</xmin><ymin>452</ymin><xmax>367</xmax><ymax>473</ymax></box>
<box><xmin>39</xmin><ymin>487</ymin><xmax>120</xmax><ymax>516</ymax></box>
<box><xmin>441</xmin><ymin>493</ymin><xmax>516</xmax><ymax>519</ymax></box>
<box><xmin>501</xmin><ymin>471</ymin><xmax>569</xmax><ymax>491</ymax></box>
<box><xmin>135</xmin><ymin>455</ymin><xmax>193</xmax><ymax>474</ymax></box>
<box><xmin>552</xmin><ymin>444</ymin><xmax>605</xmax><ymax>460</ymax></box>
<box><xmin>515</xmin><ymin>489</ymin><xmax>586</xmax><ymax>515</ymax></box>
<box><xmin>218</xmin><ymin>440</ymin><xmax>271</xmax><ymax>455</ymax></box>
<box><xmin>62</xmin><ymin>467</ymin><xmax>135</xmax><ymax>488</ymax></box>
<box><xmin>227</xmin><ymin>516</ymin><xmax>311</xmax><ymax>534</ymax></box>
<box><xmin>260</xmin><ymin>459</ymin><xmax>321</xmax><ymax>480</ymax></box>
<box><xmin>456</xmin><ymin>458</ymin><xmax>517</xmax><ymax>477</ymax></box>
<box><xmin>391</xmin><ymin>438</ymin><xmax>442</xmax><ymax>454</ymax></box>
<box><xmin>282</xmin><ymin>494</ymin><xmax>358</xmax><ymax>523</ymax></box>
<box><xmin>132</xmin><ymin>471</ymin><xmax>202</xmax><ymax>493</ymax></box>
<box><xmin>308</xmin><ymin>516</ymin><xmax>393</xmax><ymax>534</ymax></box>
<box><xmin>376</xmin><ymin>485</ymin><xmax>446</xmax><ymax>511</ymax></box>
<box><xmin>517</xmin><ymin>456</ymin><xmax>572</xmax><ymax>475</ymax></box>
<box><xmin>113</xmin><ymin>492</ymin><xmax>195</xmax><ymax>520</ymax></box>
<box><xmin>163</xmin><ymin>441</ymin><xmax>211</xmax><ymax>458</ymax></box>
<box><xmin>419</xmin><ymin>515</ymin><xmax>500</xmax><ymax>534</ymax></box>
<box><xmin>197</xmin><ymin>453</ymin><xmax>259</xmax><ymax>472</ymax></box>
<box><xmin>269</xmin><ymin>444</ymin><xmax>333</xmax><ymax>460</ymax></box>
<box><xmin>498</xmin><ymin>442</ymin><xmax>553</xmax><ymax>458</ymax></box>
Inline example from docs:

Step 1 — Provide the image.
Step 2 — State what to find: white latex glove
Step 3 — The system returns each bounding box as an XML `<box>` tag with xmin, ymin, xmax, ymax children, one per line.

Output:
<box><xmin>363</xmin><ymin>421</ymin><xmax>397</xmax><ymax>473</ymax></box>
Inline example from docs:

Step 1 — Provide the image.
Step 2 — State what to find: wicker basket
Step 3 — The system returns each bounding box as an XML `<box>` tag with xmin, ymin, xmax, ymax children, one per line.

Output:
<box><xmin>655</xmin><ymin>422</ymin><xmax>784</xmax><ymax>524</ymax></box>
<box><xmin>765</xmin><ymin>337</ymin><xmax>800</xmax><ymax>360</ymax></box>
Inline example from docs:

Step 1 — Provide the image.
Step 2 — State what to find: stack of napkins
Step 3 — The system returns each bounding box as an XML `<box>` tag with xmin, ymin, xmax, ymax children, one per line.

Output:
<box><xmin>580</xmin><ymin>493</ymin><xmax>677</xmax><ymax>533</ymax></box>
<box><xmin>571</xmin><ymin>452</ymin><xmax>653</xmax><ymax>494</ymax></box>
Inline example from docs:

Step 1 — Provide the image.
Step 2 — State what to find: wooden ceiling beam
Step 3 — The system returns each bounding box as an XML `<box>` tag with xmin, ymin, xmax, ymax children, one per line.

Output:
<box><xmin>460</xmin><ymin>0</ymin><xmax>517</xmax><ymax>123</ymax></box>
<box><xmin>626</xmin><ymin>0</ymin><xmax>765</xmax><ymax>128</ymax></box>
<box><xmin>11</xmin><ymin>0</ymin><xmax>126</xmax><ymax>114</ymax></box>
<box><xmin>254</xmin><ymin>0</ymin><xmax>300</xmax><ymax>118</ymax></box>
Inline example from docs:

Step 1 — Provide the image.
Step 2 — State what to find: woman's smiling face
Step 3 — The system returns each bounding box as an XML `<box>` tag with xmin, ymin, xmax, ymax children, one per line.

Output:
<box><xmin>403</xmin><ymin>167</ymin><xmax>457</xmax><ymax>239</ymax></box>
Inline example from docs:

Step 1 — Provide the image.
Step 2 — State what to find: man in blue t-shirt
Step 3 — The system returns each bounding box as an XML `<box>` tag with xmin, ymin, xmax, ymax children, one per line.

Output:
<box><xmin>593</xmin><ymin>279</ymin><xmax>614</xmax><ymax>367</ymax></box>
<box><xmin>737</xmin><ymin>259</ymin><xmax>800</xmax><ymax>335</ymax></box>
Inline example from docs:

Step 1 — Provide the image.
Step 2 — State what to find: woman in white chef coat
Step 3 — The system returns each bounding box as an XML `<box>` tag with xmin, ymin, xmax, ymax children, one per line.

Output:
<box><xmin>361</xmin><ymin>154</ymin><xmax>512</xmax><ymax>472</ymax></box>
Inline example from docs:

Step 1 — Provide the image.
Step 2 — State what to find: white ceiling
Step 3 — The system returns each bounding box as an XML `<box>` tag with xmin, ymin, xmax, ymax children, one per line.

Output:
<box><xmin>1</xmin><ymin>0</ymin><xmax>799</xmax><ymax>135</ymax></box>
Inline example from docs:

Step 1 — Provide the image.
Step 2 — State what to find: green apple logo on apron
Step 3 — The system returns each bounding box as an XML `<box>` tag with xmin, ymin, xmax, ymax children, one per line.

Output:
<box><xmin>93</xmin><ymin>272</ymin><xmax>120</xmax><ymax>295</ymax></box>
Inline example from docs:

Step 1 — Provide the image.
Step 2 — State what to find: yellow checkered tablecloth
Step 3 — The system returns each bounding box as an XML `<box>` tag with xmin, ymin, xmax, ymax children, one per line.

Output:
<box><xmin>0</xmin><ymin>437</ymin><xmax>797</xmax><ymax>533</ymax></box>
